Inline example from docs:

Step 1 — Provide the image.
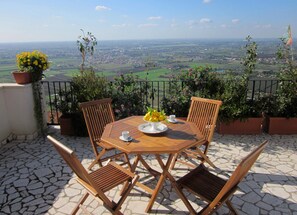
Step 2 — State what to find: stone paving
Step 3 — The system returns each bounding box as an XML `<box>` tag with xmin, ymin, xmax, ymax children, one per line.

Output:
<box><xmin>0</xmin><ymin>126</ymin><xmax>297</xmax><ymax>215</ymax></box>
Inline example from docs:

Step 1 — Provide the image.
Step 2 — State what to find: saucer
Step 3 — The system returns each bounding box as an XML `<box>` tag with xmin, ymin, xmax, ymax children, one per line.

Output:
<box><xmin>119</xmin><ymin>136</ymin><xmax>133</xmax><ymax>142</ymax></box>
<box><xmin>168</xmin><ymin>118</ymin><xmax>178</xmax><ymax>123</ymax></box>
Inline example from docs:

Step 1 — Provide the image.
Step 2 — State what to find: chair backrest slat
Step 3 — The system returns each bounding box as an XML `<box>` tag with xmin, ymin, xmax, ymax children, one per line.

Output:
<box><xmin>187</xmin><ymin>97</ymin><xmax>222</xmax><ymax>142</ymax></box>
<box><xmin>210</xmin><ymin>140</ymin><xmax>268</xmax><ymax>208</ymax></box>
<box><xmin>80</xmin><ymin>98</ymin><xmax>115</xmax><ymax>142</ymax></box>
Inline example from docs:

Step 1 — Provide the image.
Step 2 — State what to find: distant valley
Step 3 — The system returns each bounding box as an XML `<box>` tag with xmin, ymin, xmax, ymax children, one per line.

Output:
<box><xmin>0</xmin><ymin>39</ymin><xmax>292</xmax><ymax>83</ymax></box>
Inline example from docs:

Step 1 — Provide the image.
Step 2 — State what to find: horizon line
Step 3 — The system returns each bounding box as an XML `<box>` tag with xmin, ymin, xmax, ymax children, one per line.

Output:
<box><xmin>0</xmin><ymin>37</ymin><xmax>287</xmax><ymax>44</ymax></box>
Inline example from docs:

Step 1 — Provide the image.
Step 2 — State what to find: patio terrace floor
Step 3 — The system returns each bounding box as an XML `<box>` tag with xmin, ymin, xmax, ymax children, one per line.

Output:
<box><xmin>0</xmin><ymin>126</ymin><xmax>297</xmax><ymax>215</ymax></box>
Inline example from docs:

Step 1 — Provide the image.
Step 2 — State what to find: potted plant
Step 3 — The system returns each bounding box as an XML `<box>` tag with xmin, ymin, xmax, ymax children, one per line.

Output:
<box><xmin>56</xmin><ymin>90</ymin><xmax>78</xmax><ymax>135</ymax></box>
<box><xmin>217</xmin><ymin>36</ymin><xmax>263</xmax><ymax>134</ymax></box>
<box><xmin>262</xmin><ymin>26</ymin><xmax>297</xmax><ymax>134</ymax></box>
<box><xmin>12</xmin><ymin>50</ymin><xmax>50</xmax><ymax>136</ymax></box>
<box><xmin>217</xmin><ymin>75</ymin><xmax>263</xmax><ymax>134</ymax></box>
<box><xmin>13</xmin><ymin>50</ymin><xmax>49</xmax><ymax>84</ymax></box>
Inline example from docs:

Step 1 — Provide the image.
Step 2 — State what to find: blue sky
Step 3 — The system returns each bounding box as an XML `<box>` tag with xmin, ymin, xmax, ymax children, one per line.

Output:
<box><xmin>0</xmin><ymin>0</ymin><xmax>296</xmax><ymax>42</ymax></box>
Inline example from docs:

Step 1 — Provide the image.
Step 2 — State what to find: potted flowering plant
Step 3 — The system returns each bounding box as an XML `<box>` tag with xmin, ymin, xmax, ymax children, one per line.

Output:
<box><xmin>12</xmin><ymin>50</ymin><xmax>49</xmax><ymax>84</ymax></box>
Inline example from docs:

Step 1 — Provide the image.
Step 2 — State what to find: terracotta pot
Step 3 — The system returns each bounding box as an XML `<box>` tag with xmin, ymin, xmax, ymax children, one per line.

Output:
<box><xmin>12</xmin><ymin>71</ymin><xmax>43</xmax><ymax>84</ymax></box>
<box><xmin>12</xmin><ymin>71</ymin><xmax>33</xmax><ymax>84</ymax></box>
<box><xmin>268</xmin><ymin>117</ymin><xmax>297</xmax><ymax>135</ymax></box>
<box><xmin>59</xmin><ymin>115</ymin><xmax>75</xmax><ymax>136</ymax></box>
<box><xmin>217</xmin><ymin>118</ymin><xmax>263</xmax><ymax>135</ymax></box>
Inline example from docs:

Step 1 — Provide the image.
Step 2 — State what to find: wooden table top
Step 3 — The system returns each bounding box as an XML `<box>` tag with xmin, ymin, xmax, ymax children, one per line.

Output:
<box><xmin>101</xmin><ymin>116</ymin><xmax>204</xmax><ymax>154</ymax></box>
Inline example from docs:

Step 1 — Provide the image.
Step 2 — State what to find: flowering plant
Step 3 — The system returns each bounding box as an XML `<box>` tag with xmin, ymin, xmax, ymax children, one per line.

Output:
<box><xmin>143</xmin><ymin>107</ymin><xmax>166</xmax><ymax>122</ymax></box>
<box><xmin>16</xmin><ymin>50</ymin><xmax>49</xmax><ymax>73</ymax></box>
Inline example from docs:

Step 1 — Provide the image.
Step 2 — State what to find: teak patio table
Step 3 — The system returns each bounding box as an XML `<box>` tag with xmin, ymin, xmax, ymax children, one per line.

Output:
<box><xmin>101</xmin><ymin>116</ymin><xmax>205</xmax><ymax>213</ymax></box>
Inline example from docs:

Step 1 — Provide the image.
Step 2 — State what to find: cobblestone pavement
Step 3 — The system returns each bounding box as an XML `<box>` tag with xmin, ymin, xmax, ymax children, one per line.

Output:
<box><xmin>0</xmin><ymin>126</ymin><xmax>297</xmax><ymax>215</ymax></box>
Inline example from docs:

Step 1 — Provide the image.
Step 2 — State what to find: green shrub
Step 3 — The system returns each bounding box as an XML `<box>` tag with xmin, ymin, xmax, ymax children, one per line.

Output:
<box><xmin>274</xmin><ymin>32</ymin><xmax>297</xmax><ymax>117</ymax></box>
<box><xmin>71</xmin><ymin>70</ymin><xmax>109</xmax><ymax>103</ymax></box>
<box><xmin>219</xmin><ymin>36</ymin><xmax>259</xmax><ymax>122</ymax></box>
<box><xmin>161</xmin><ymin>65</ymin><xmax>223</xmax><ymax>117</ymax></box>
<box><xmin>70</xmin><ymin>70</ymin><xmax>109</xmax><ymax>136</ymax></box>
<box><xmin>111</xmin><ymin>73</ymin><xmax>150</xmax><ymax>119</ymax></box>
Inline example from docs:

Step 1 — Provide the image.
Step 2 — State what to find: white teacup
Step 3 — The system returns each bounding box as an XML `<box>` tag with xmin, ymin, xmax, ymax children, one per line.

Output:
<box><xmin>122</xmin><ymin>131</ymin><xmax>130</xmax><ymax>140</ymax></box>
<box><xmin>169</xmin><ymin>115</ymin><xmax>176</xmax><ymax>121</ymax></box>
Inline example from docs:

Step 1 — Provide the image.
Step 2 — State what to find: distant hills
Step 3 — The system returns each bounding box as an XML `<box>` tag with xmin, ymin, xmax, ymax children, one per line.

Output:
<box><xmin>0</xmin><ymin>38</ymin><xmax>295</xmax><ymax>83</ymax></box>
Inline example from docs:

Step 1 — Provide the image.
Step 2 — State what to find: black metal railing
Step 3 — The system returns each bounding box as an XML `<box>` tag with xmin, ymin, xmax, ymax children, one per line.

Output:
<box><xmin>43</xmin><ymin>81</ymin><xmax>73</xmax><ymax>124</ymax></box>
<box><xmin>43</xmin><ymin>78</ymin><xmax>282</xmax><ymax>125</ymax></box>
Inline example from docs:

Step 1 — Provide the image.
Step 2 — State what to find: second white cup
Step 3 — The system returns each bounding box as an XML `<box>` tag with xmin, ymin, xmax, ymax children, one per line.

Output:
<box><xmin>169</xmin><ymin>115</ymin><xmax>176</xmax><ymax>121</ymax></box>
<box><xmin>122</xmin><ymin>131</ymin><xmax>130</xmax><ymax>140</ymax></box>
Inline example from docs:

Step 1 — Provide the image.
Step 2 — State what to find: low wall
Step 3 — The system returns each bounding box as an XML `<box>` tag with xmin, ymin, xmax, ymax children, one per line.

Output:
<box><xmin>0</xmin><ymin>83</ymin><xmax>39</xmax><ymax>144</ymax></box>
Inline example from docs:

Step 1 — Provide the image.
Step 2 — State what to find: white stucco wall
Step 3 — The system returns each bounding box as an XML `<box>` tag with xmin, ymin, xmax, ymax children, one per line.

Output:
<box><xmin>0</xmin><ymin>86</ymin><xmax>10</xmax><ymax>141</ymax></box>
<box><xmin>0</xmin><ymin>83</ymin><xmax>40</xmax><ymax>142</ymax></box>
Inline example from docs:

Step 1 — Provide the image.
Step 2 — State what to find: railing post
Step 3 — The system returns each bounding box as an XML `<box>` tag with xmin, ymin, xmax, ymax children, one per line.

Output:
<box><xmin>251</xmin><ymin>80</ymin><xmax>256</xmax><ymax>101</ymax></box>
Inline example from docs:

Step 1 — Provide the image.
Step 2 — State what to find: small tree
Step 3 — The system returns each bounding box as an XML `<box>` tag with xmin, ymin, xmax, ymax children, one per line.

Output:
<box><xmin>77</xmin><ymin>29</ymin><xmax>97</xmax><ymax>72</ymax></box>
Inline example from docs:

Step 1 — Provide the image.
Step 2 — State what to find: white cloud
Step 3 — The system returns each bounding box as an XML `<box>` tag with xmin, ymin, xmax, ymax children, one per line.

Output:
<box><xmin>263</xmin><ymin>24</ymin><xmax>272</xmax><ymax>28</ymax></box>
<box><xmin>51</xmin><ymin>15</ymin><xmax>62</xmax><ymax>19</ymax></box>
<box><xmin>203</xmin><ymin>0</ymin><xmax>212</xmax><ymax>3</ymax></box>
<box><xmin>221</xmin><ymin>24</ymin><xmax>227</xmax><ymax>28</ymax></box>
<box><xmin>200</xmin><ymin>18</ymin><xmax>212</xmax><ymax>24</ymax></box>
<box><xmin>186</xmin><ymin>20</ymin><xmax>197</xmax><ymax>27</ymax></box>
<box><xmin>171</xmin><ymin>19</ymin><xmax>178</xmax><ymax>28</ymax></box>
<box><xmin>98</xmin><ymin>19</ymin><xmax>106</xmax><ymax>23</ymax></box>
<box><xmin>148</xmin><ymin>16</ymin><xmax>162</xmax><ymax>20</ymax></box>
<box><xmin>232</xmin><ymin>19</ymin><xmax>240</xmax><ymax>24</ymax></box>
<box><xmin>138</xmin><ymin>23</ymin><xmax>158</xmax><ymax>28</ymax></box>
<box><xmin>95</xmin><ymin>5</ymin><xmax>111</xmax><ymax>11</ymax></box>
<box><xmin>112</xmin><ymin>24</ymin><xmax>129</xmax><ymax>28</ymax></box>
<box><xmin>255</xmin><ymin>24</ymin><xmax>272</xmax><ymax>29</ymax></box>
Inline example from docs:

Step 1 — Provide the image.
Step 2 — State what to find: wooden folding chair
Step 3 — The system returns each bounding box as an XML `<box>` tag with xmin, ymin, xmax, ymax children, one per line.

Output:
<box><xmin>80</xmin><ymin>98</ymin><xmax>131</xmax><ymax>170</ymax></box>
<box><xmin>176</xmin><ymin>140</ymin><xmax>268</xmax><ymax>215</ymax></box>
<box><xmin>47</xmin><ymin>135</ymin><xmax>138</xmax><ymax>215</ymax></box>
<box><xmin>170</xmin><ymin>97</ymin><xmax>222</xmax><ymax>169</ymax></box>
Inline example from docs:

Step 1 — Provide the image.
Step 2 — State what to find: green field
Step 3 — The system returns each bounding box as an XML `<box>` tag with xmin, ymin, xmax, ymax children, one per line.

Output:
<box><xmin>0</xmin><ymin>39</ymin><xmax>285</xmax><ymax>83</ymax></box>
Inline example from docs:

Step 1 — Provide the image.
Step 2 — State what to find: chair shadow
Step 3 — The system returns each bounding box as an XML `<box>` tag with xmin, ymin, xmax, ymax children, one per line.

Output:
<box><xmin>147</xmin><ymin>169</ymin><xmax>297</xmax><ymax>214</ymax></box>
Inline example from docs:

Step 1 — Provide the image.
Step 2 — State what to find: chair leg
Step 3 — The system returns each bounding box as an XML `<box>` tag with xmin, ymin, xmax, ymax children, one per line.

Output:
<box><xmin>88</xmin><ymin>149</ymin><xmax>106</xmax><ymax>170</ymax></box>
<box><xmin>71</xmin><ymin>192</ymin><xmax>89</xmax><ymax>215</ymax></box>
<box><xmin>169</xmin><ymin>153</ymin><xmax>179</xmax><ymax>170</ymax></box>
<box><xmin>194</xmin><ymin>148</ymin><xmax>216</xmax><ymax>168</ymax></box>
<box><xmin>203</xmin><ymin>143</ymin><xmax>209</xmax><ymax>157</ymax></box>
<box><xmin>123</xmin><ymin>153</ymin><xmax>132</xmax><ymax>170</ymax></box>
<box><xmin>226</xmin><ymin>199</ymin><xmax>239</xmax><ymax>215</ymax></box>
<box><xmin>114</xmin><ymin>175</ymin><xmax>139</xmax><ymax>214</ymax></box>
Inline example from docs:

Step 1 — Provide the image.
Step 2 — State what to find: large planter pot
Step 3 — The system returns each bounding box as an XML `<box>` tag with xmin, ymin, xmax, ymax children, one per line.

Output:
<box><xmin>217</xmin><ymin>118</ymin><xmax>263</xmax><ymax>135</ymax></box>
<box><xmin>12</xmin><ymin>71</ymin><xmax>43</xmax><ymax>84</ymax></box>
<box><xmin>59</xmin><ymin>115</ymin><xmax>75</xmax><ymax>136</ymax></box>
<box><xmin>12</xmin><ymin>71</ymin><xmax>33</xmax><ymax>84</ymax></box>
<box><xmin>267</xmin><ymin>117</ymin><xmax>297</xmax><ymax>135</ymax></box>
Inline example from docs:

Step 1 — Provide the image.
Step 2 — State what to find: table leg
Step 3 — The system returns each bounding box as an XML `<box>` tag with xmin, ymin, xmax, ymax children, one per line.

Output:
<box><xmin>139</xmin><ymin>155</ymin><xmax>160</xmax><ymax>178</ymax></box>
<box><xmin>145</xmin><ymin>154</ymin><xmax>174</xmax><ymax>213</ymax></box>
